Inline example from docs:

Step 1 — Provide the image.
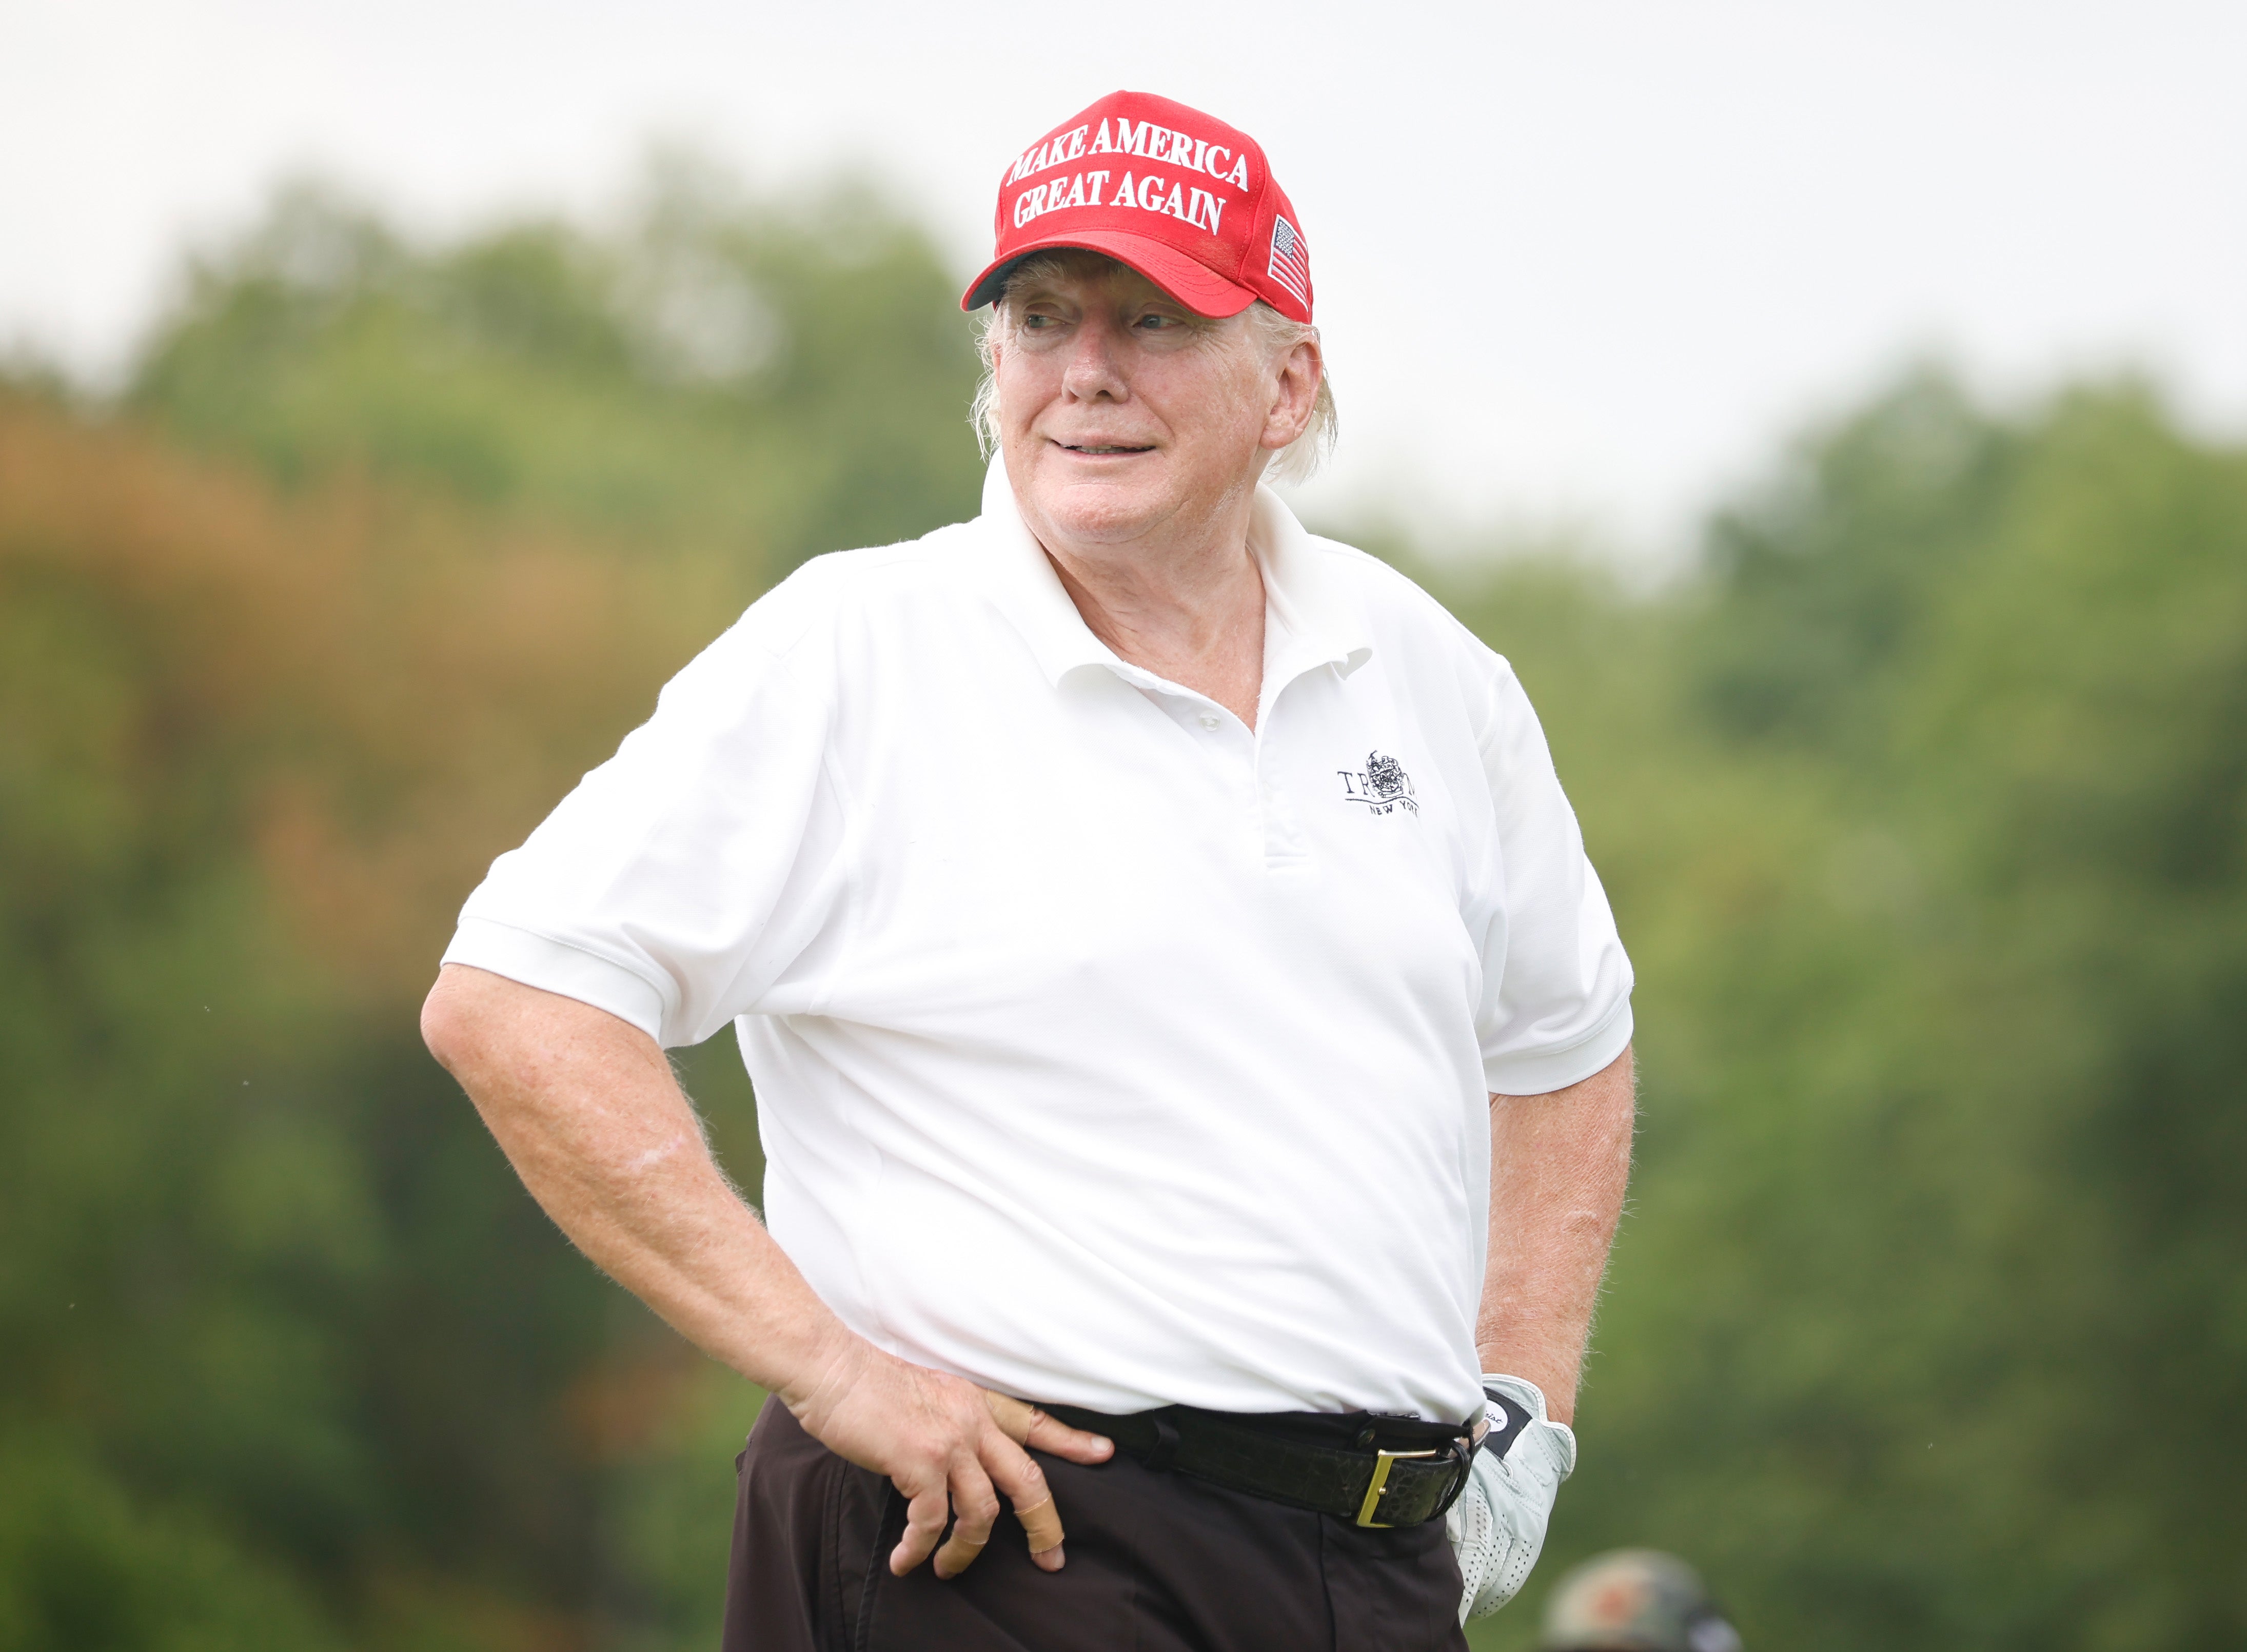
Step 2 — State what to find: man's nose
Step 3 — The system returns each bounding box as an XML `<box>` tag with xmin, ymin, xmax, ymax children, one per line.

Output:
<box><xmin>1061</xmin><ymin>316</ymin><xmax>1129</xmax><ymax>403</ymax></box>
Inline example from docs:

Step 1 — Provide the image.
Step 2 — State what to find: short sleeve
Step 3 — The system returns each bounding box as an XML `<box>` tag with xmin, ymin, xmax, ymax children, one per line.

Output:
<box><xmin>441</xmin><ymin>574</ymin><xmax>851</xmax><ymax>1049</ymax></box>
<box><xmin>1473</xmin><ymin>656</ymin><xmax>1634</xmax><ymax>1094</ymax></box>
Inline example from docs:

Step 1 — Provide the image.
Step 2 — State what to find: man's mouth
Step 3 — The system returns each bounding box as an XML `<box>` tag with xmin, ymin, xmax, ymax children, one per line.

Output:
<box><xmin>1054</xmin><ymin>441</ymin><xmax>1155</xmax><ymax>455</ymax></box>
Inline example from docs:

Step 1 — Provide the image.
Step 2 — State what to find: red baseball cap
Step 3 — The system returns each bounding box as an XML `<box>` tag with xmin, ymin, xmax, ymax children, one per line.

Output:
<box><xmin>960</xmin><ymin>90</ymin><xmax>1314</xmax><ymax>324</ymax></box>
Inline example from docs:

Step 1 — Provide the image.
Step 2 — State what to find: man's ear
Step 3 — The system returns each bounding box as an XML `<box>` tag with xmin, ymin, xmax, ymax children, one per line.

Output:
<box><xmin>1263</xmin><ymin>339</ymin><xmax>1323</xmax><ymax>451</ymax></box>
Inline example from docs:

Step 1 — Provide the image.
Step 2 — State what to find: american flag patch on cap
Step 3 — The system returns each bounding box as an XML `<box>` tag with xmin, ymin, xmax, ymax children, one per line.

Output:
<box><xmin>1267</xmin><ymin>215</ymin><xmax>1310</xmax><ymax>306</ymax></box>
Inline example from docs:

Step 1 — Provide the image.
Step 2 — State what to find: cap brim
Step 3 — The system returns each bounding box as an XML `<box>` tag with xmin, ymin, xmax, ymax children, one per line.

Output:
<box><xmin>961</xmin><ymin>228</ymin><xmax>1257</xmax><ymax>318</ymax></box>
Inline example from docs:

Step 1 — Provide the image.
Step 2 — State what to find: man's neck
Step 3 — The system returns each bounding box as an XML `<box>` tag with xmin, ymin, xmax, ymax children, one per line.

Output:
<box><xmin>1036</xmin><ymin>506</ymin><xmax>1268</xmax><ymax>730</ymax></box>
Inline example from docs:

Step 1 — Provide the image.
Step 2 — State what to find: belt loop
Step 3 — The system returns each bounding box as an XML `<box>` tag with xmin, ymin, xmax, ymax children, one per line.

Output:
<box><xmin>1145</xmin><ymin>1414</ymin><xmax>1181</xmax><ymax>1472</ymax></box>
<box><xmin>1431</xmin><ymin>1434</ymin><xmax>1474</xmax><ymax>1518</ymax></box>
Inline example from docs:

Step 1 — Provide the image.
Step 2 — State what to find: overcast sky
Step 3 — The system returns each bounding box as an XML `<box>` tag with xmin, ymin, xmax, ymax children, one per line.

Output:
<box><xmin>5</xmin><ymin>0</ymin><xmax>2242</xmax><ymax>549</ymax></box>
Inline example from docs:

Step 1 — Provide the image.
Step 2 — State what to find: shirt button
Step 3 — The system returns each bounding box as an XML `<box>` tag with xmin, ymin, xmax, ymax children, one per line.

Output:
<box><xmin>1198</xmin><ymin>713</ymin><xmax>1221</xmax><ymax>730</ymax></box>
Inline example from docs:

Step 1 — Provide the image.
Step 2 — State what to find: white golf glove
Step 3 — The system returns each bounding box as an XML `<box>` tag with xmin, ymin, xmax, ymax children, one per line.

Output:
<box><xmin>1445</xmin><ymin>1373</ymin><xmax>1577</xmax><ymax>1624</ymax></box>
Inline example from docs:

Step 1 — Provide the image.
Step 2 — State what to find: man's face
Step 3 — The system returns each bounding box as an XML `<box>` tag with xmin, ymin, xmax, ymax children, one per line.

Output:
<box><xmin>990</xmin><ymin>252</ymin><xmax>1317</xmax><ymax>553</ymax></box>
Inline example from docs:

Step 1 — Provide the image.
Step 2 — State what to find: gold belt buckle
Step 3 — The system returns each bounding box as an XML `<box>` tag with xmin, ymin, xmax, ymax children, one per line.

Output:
<box><xmin>1354</xmin><ymin>1447</ymin><xmax>1438</xmax><ymax>1528</ymax></box>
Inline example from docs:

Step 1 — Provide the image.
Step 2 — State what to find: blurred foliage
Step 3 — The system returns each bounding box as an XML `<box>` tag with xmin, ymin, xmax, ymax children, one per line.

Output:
<box><xmin>0</xmin><ymin>385</ymin><xmax>764</xmax><ymax>1650</ymax></box>
<box><xmin>129</xmin><ymin>155</ymin><xmax>985</xmax><ymax>582</ymax></box>
<box><xmin>3</xmin><ymin>164</ymin><xmax>2240</xmax><ymax>1650</ymax></box>
<box><xmin>1458</xmin><ymin>370</ymin><xmax>2247</xmax><ymax>1652</ymax></box>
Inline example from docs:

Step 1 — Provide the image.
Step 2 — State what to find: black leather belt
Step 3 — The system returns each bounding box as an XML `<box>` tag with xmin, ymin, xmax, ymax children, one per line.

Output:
<box><xmin>1040</xmin><ymin>1402</ymin><xmax>1477</xmax><ymax>1528</ymax></box>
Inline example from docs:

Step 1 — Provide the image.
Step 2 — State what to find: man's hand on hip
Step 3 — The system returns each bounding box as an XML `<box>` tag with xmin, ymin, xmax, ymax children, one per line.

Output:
<box><xmin>420</xmin><ymin>970</ymin><xmax>1113</xmax><ymax>1583</ymax></box>
<box><xmin>1447</xmin><ymin>1373</ymin><xmax>1577</xmax><ymax>1623</ymax></box>
<box><xmin>785</xmin><ymin>1333</ymin><xmax>1114</xmax><ymax>1579</ymax></box>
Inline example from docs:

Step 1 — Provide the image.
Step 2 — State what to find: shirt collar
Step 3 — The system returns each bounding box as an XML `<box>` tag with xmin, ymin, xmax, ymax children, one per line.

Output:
<box><xmin>972</xmin><ymin>456</ymin><xmax>1373</xmax><ymax>691</ymax></box>
<box><xmin>1245</xmin><ymin>476</ymin><xmax>1374</xmax><ymax>682</ymax></box>
<box><xmin>973</xmin><ymin>456</ymin><xmax>1121</xmax><ymax>686</ymax></box>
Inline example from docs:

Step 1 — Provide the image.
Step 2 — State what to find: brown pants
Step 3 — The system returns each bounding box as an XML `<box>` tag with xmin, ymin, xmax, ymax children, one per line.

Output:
<box><xmin>722</xmin><ymin>1397</ymin><xmax>1469</xmax><ymax>1652</ymax></box>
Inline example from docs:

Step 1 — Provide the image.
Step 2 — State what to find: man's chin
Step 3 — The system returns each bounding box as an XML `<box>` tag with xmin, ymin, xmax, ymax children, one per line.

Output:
<box><xmin>1019</xmin><ymin>470</ymin><xmax>1176</xmax><ymax>548</ymax></box>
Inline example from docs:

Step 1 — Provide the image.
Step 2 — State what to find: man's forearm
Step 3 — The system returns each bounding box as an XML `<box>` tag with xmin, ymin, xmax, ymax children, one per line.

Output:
<box><xmin>422</xmin><ymin>963</ymin><xmax>1113</xmax><ymax>1578</ymax></box>
<box><xmin>420</xmin><ymin>963</ymin><xmax>846</xmax><ymax>1401</ymax></box>
<box><xmin>1475</xmin><ymin>1046</ymin><xmax>1635</xmax><ymax>1425</ymax></box>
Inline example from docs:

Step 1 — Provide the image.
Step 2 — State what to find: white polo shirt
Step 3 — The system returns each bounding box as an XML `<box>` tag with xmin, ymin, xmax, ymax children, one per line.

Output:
<box><xmin>444</xmin><ymin>459</ymin><xmax>1632</xmax><ymax>1424</ymax></box>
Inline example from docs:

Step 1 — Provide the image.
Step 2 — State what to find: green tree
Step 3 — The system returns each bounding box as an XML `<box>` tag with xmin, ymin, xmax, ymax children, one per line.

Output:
<box><xmin>129</xmin><ymin>156</ymin><xmax>987</xmax><ymax>583</ymax></box>
<box><xmin>1458</xmin><ymin>373</ymin><xmax>2247</xmax><ymax>1652</ymax></box>
<box><xmin>0</xmin><ymin>390</ymin><xmax>759</xmax><ymax>1650</ymax></box>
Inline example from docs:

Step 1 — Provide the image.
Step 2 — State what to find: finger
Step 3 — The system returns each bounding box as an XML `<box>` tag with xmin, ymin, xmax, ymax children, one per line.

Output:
<box><xmin>982</xmin><ymin>1434</ymin><xmax>1068</xmax><ymax>1571</ymax></box>
<box><xmin>933</xmin><ymin>1465</ymin><xmax>1003</xmax><ymax>1580</ymax></box>
<box><xmin>1022</xmin><ymin>1406</ymin><xmax>1114</xmax><ymax>1465</ymax></box>
<box><xmin>889</xmin><ymin>1482</ymin><xmax>951</xmax><ymax>1577</ymax></box>
<box><xmin>933</xmin><ymin>1529</ymin><xmax>986</xmax><ymax>1579</ymax></box>
<box><xmin>1014</xmin><ymin>1494</ymin><xmax>1065</xmax><ymax>1562</ymax></box>
<box><xmin>983</xmin><ymin>1391</ymin><xmax>1113</xmax><ymax>1465</ymax></box>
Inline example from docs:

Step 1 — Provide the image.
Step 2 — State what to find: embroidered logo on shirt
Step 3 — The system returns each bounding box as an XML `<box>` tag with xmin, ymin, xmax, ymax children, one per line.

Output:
<box><xmin>1337</xmin><ymin>751</ymin><xmax>1418</xmax><ymax>815</ymax></box>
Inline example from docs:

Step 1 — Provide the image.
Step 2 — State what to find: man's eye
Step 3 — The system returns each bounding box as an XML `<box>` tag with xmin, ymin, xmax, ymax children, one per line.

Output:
<box><xmin>1137</xmin><ymin>313</ymin><xmax>1177</xmax><ymax>330</ymax></box>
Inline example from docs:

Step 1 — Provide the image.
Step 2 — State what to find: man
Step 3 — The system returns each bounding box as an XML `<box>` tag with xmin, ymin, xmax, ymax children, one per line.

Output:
<box><xmin>1540</xmin><ymin>1551</ymin><xmax>1742</xmax><ymax>1652</ymax></box>
<box><xmin>422</xmin><ymin>90</ymin><xmax>1634</xmax><ymax>1650</ymax></box>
